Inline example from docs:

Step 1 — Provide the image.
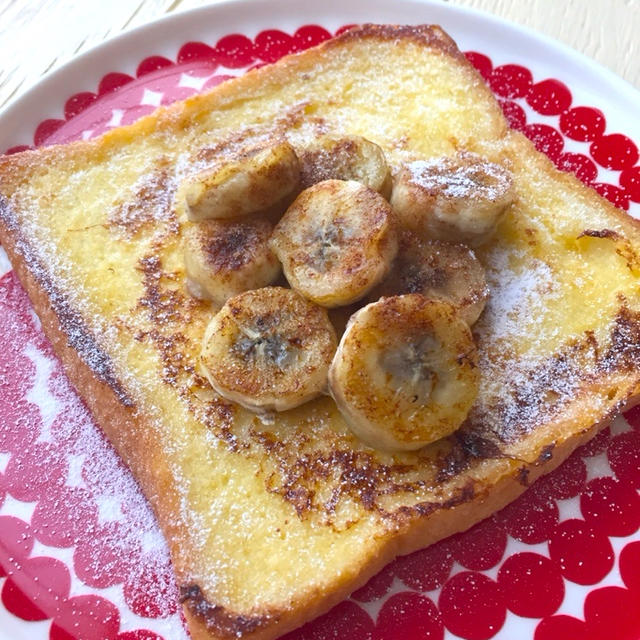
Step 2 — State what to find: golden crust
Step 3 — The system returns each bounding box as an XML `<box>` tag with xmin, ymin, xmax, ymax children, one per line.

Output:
<box><xmin>2</xmin><ymin>22</ymin><xmax>640</xmax><ymax>640</ymax></box>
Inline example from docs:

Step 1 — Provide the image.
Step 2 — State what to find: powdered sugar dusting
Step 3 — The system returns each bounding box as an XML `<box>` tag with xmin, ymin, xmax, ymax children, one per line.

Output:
<box><xmin>0</xmin><ymin>272</ymin><xmax>187</xmax><ymax>637</ymax></box>
<box><xmin>408</xmin><ymin>155</ymin><xmax>511</xmax><ymax>201</ymax></box>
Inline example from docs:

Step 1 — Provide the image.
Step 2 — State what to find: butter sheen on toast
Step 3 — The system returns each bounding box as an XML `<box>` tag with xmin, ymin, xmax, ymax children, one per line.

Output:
<box><xmin>2</xmin><ymin>24</ymin><xmax>640</xmax><ymax>640</ymax></box>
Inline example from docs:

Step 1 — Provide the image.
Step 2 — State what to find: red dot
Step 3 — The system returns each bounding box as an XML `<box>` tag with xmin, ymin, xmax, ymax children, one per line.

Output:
<box><xmin>351</xmin><ymin>562</ymin><xmax>394</xmax><ymax>602</ymax></box>
<box><xmin>4</xmin><ymin>144</ymin><xmax>32</xmax><ymax>154</ymax></box>
<box><xmin>624</xmin><ymin>405</ymin><xmax>640</xmax><ymax>431</ymax></box>
<box><xmin>533</xmin><ymin>453</ymin><xmax>587</xmax><ymax>501</ymax></box>
<box><xmin>555</xmin><ymin>152</ymin><xmax>598</xmax><ymax>185</ymax></box>
<box><xmin>392</xmin><ymin>537</ymin><xmax>454</xmax><ymax>591</ymax></box>
<box><xmin>559</xmin><ymin>106</ymin><xmax>606</xmax><ymax>142</ymax></box>
<box><xmin>98</xmin><ymin>73</ymin><xmax>134</xmax><ymax>96</ymax></box>
<box><xmin>523</xmin><ymin>123</ymin><xmax>564</xmax><ymax>162</ymax></box>
<box><xmin>494</xmin><ymin>489</ymin><xmax>559</xmax><ymax>544</ymax></box>
<box><xmin>124</xmin><ymin>561</ymin><xmax>178</xmax><ymax>618</ymax></box>
<box><xmin>497</xmin><ymin>552</ymin><xmax>564</xmax><ymax>618</ymax></box>
<box><xmin>489</xmin><ymin>64</ymin><xmax>533</xmax><ymax>99</ymax></box>
<box><xmin>608</xmin><ymin>430</ymin><xmax>640</xmax><ymax>488</ymax></box>
<box><xmin>593</xmin><ymin>182</ymin><xmax>630</xmax><ymax>210</ymax></box>
<box><xmin>34</xmin><ymin>118</ymin><xmax>66</xmax><ymax>146</ymax></box>
<box><xmin>592</xmin><ymin>134</ymin><xmax>639</xmax><ymax>171</ymax></box>
<box><xmin>293</xmin><ymin>25</ymin><xmax>332</xmax><ymax>50</ymax></box>
<box><xmin>117</xmin><ymin>632</ymin><xmax>165</xmax><ymax>640</ymax></box>
<box><xmin>177</xmin><ymin>41</ymin><xmax>217</xmax><ymax>64</ymax></box>
<box><xmin>450</xmin><ymin>518</ymin><xmax>507</xmax><ymax>571</ymax></box>
<box><xmin>73</xmin><ymin>522</ymin><xmax>137</xmax><ymax>589</ymax></box>
<box><xmin>254</xmin><ymin>29</ymin><xmax>296</xmax><ymax>63</ymax></box>
<box><xmin>576</xmin><ymin>426</ymin><xmax>611</xmax><ymax>457</ymax></box>
<box><xmin>535</xmin><ymin>615</ymin><xmax>591</xmax><ymax>640</ymax></box>
<box><xmin>465</xmin><ymin>52</ymin><xmax>493</xmax><ymax>80</ymax></box>
<box><xmin>620</xmin><ymin>165</ymin><xmax>640</xmax><ymax>202</ymax></box>
<box><xmin>439</xmin><ymin>572</ymin><xmax>506</xmax><ymax>640</ymax></box>
<box><xmin>281</xmin><ymin>600</ymin><xmax>374</xmax><ymax>640</ymax></box>
<box><xmin>51</xmin><ymin>595</ymin><xmax>120</xmax><ymax>640</ymax></box>
<box><xmin>214</xmin><ymin>34</ymin><xmax>256</xmax><ymax>68</ymax></box>
<box><xmin>4</xmin><ymin>442</ymin><xmax>68</xmax><ymax>502</ymax></box>
<box><xmin>548</xmin><ymin>519</ymin><xmax>613</xmax><ymax>585</ymax></box>
<box><xmin>376</xmin><ymin>592</ymin><xmax>443</xmax><ymax>640</ymax></box>
<box><xmin>64</xmin><ymin>92</ymin><xmax>98</xmax><ymax>120</ymax></box>
<box><xmin>584</xmin><ymin>586</ymin><xmax>640</xmax><ymax>640</ymax></box>
<box><xmin>0</xmin><ymin>516</ymin><xmax>34</xmax><ymax>561</ymax></box>
<box><xmin>620</xmin><ymin>541</ymin><xmax>640</xmax><ymax>593</ymax></box>
<box><xmin>2</xmin><ymin>556</ymin><xmax>70</xmax><ymax>621</ymax></box>
<box><xmin>31</xmin><ymin>486</ymin><xmax>98</xmax><ymax>548</ymax></box>
<box><xmin>499</xmin><ymin>99</ymin><xmax>526</xmax><ymax>131</ymax></box>
<box><xmin>581</xmin><ymin>476</ymin><xmax>640</xmax><ymax>537</ymax></box>
<box><xmin>527</xmin><ymin>79</ymin><xmax>572</xmax><ymax>115</ymax></box>
<box><xmin>136</xmin><ymin>56</ymin><xmax>173</xmax><ymax>77</ymax></box>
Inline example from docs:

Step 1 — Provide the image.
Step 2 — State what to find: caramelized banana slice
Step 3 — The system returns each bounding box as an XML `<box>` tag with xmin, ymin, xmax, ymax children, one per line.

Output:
<box><xmin>370</xmin><ymin>231</ymin><xmax>488</xmax><ymax>325</ymax></box>
<box><xmin>183</xmin><ymin>218</ymin><xmax>281</xmax><ymax>307</ymax></box>
<box><xmin>178</xmin><ymin>140</ymin><xmax>300</xmax><ymax>221</ymax></box>
<box><xmin>329</xmin><ymin>294</ymin><xmax>478</xmax><ymax>451</ymax></box>
<box><xmin>201</xmin><ymin>287</ymin><xmax>337</xmax><ymax>412</ymax></box>
<box><xmin>270</xmin><ymin>180</ymin><xmax>398</xmax><ymax>308</ymax></box>
<box><xmin>298</xmin><ymin>135</ymin><xmax>392</xmax><ymax>197</ymax></box>
<box><xmin>391</xmin><ymin>152</ymin><xmax>514</xmax><ymax>245</ymax></box>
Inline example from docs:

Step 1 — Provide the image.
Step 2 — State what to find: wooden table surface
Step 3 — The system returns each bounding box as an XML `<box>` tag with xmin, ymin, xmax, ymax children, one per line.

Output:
<box><xmin>0</xmin><ymin>0</ymin><xmax>638</xmax><ymax>110</ymax></box>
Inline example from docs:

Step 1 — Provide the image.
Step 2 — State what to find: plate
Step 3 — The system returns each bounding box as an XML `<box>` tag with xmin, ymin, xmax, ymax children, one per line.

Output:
<box><xmin>1</xmin><ymin>1</ymin><xmax>639</xmax><ymax>639</ymax></box>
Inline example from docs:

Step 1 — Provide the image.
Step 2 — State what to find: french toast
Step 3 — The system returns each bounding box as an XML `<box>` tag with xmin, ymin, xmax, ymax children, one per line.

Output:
<box><xmin>1</xmin><ymin>23</ymin><xmax>640</xmax><ymax>640</ymax></box>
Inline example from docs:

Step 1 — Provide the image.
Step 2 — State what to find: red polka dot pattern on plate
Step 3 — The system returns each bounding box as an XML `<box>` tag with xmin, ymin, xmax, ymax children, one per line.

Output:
<box><xmin>499</xmin><ymin>99</ymin><xmax>526</xmax><ymax>131</ymax></box>
<box><xmin>281</xmin><ymin>600</ymin><xmax>374</xmax><ymax>640</ymax></box>
<box><xmin>581</xmin><ymin>477</ymin><xmax>640</xmax><ymax>537</ymax></box>
<box><xmin>489</xmin><ymin>64</ymin><xmax>533</xmax><ymax>99</ymax></box>
<box><xmin>449</xmin><ymin>518</ymin><xmax>507</xmax><ymax>572</ymax></box>
<box><xmin>559</xmin><ymin>106</ymin><xmax>606</xmax><ymax>142</ymax></box>
<box><xmin>548</xmin><ymin>519</ymin><xmax>614</xmax><ymax>585</ymax></box>
<box><xmin>534</xmin><ymin>615</ymin><xmax>591</xmax><ymax>640</ymax></box>
<box><xmin>590</xmin><ymin>133</ymin><xmax>639</xmax><ymax>170</ymax></box>
<box><xmin>439</xmin><ymin>572</ymin><xmax>506</xmax><ymax>640</ymax></box>
<box><xmin>619</xmin><ymin>541</ymin><xmax>640</xmax><ymax>594</ymax></box>
<box><xmin>493</xmin><ymin>489</ymin><xmax>559</xmax><ymax>544</ymax></box>
<box><xmin>527</xmin><ymin>79</ymin><xmax>572</xmax><ymax>115</ymax></box>
<box><xmin>50</xmin><ymin>595</ymin><xmax>120</xmax><ymax>640</ymax></box>
<box><xmin>584</xmin><ymin>586</ymin><xmax>640</xmax><ymax>640</ymax></box>
<box><xmin>393</xmin><ymin>538</ymin><xmax>454</xmax><ymax>592</ymax></box>
<box><xmin>497</xmin><ymin>553</ymin><xmax>564</xmax><ymax>618</ymax></box>
<box><xmin>523</xmin><ymin>123</ymin><xmax>564</xmax><ymax>162</ymax></box>
<box><xmin>608</xmin><ymin>430</ymin><xmax>640</xmax><ymax>488</ymax></box>
<box><xmin>465</xmin><ymin>51</ymin><xmax>492</xmax><ymax>79</ymax></box>
<box><xmin>2</xmin><ymin>556</ymin><xmax>70</xmax><ymax>621</ymax></box>
<box><xmin>376</xmin><ymin>592</ymin><xmax>444</xmax><ymax>640</ymax></box>
<box><xmin>620</xmin><ymin>165</ymin><xmax>640</xmax><ymax>202</ymax></box>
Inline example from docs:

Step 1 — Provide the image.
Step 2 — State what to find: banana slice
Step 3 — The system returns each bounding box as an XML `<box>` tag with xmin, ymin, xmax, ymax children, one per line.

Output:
<box><xmin>298</xmin><ymin>135</ymin><xmax>392</xmax><ymax>197</ymax></box>
<box><xmin>390</xmin><ymin>151</ymin><xmax>514</xmax><ymax>246</ymax></box>
<box><xmin>370</xmin><ymin>231</ymin><xmax>488</xmax><ymax>325</ymax></box>
<box><xmin>328</xmin><ymin>294</ymin><xmax>478</xmax><ymax>451</ymax></box>
<box><xmin>183</xmin><ymin>218</ymin><xmax>281</xmax><ymax>307</ymax></box>
<box><xmin>269</xmin><ymin>180</ymin><xmax>398</xmax><ymax>308</ymax></box>
<box><xmin>177</xmin><ymin>140</ymin><xmax>300</xmax><ymax>221</ymax></box>
<box><xmin>201</xmin><ymin>287</ymin><xmax>337</xmax><ymax>412</ymax></box>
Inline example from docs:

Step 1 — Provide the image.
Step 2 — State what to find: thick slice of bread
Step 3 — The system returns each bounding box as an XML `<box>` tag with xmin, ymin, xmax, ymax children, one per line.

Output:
<box><xmin>1</xmin><ymin>24</ymin><xmax>640</xmax><ymax>640</ymax></box>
